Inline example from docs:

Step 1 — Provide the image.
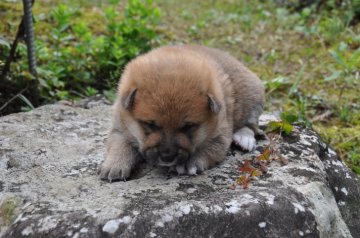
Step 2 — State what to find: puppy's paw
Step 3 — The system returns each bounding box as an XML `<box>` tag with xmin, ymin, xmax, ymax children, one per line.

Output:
<box><xmin>186</xmin><ymin>163</ymin><xmax>197</xmax><ymax>176</ymax></box>
<box><xmin>175</xmin><ymin>163</ymin><xmax>197</xmax><ymax>175</ymax></box>
<box><xmin>176</xmin><ymin>164</ymin><xmax>186</xmax><ymax>175</ymax></box>
<box><xmin>184</xmin><ymin>159</ymin><xmax>209</xmax><ymax>176</ymax></box>
<box><xmin>233</xmin><ymin>127</ymin><xmax>256</xmax><ymax>151</ymax></box>
<box><xmin>98</xmin><ymin>157</ymin><xmax>132</xmax><ymax>182</ymax></box>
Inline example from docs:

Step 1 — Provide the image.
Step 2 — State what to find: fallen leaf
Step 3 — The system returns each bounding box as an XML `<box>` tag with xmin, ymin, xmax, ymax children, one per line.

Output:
<box><xmin>256</xmin><ymin>147</ymin><xmax>271</xmax><ymax>162</ymax></box>
<box><xmin>250</xmin><ymin>169</ymin><xmax>262</xmax><ymax>177</ymax></box>
<box><xmin>235</xmin><ymin>174</ymin><xmax>251</xmax><ymax>189</ymax></box>
<box><xmin>239</xmin><ymin>160</ymin><xmax>256</xmax><ymax>173</ymax></box>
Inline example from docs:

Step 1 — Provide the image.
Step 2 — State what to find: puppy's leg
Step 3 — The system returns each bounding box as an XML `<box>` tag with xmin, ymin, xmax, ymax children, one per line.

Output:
<box><xmin>98</xmin><ymin>130</ymin><xmax>138</xmax><ymax>182</ymax></box>
<box><xmin>185</xmin><ymin>153</ymin><xmax>220</xmax><ymax>176</ymax></box>
<box><xmin>176</xmin><ymin>164</ymin><xmax>187</xmax><ymax>175</ymax></box>
<box><xmin>233</xmin><ymin>104</ymin><xmax>264</xmax><ymax>151</ymax></box>
<box><xmin>185</xmin><ymin>135</ymin><xmax>230</xmax><ymax>175</ymax></box>
<box><xmin>233</xmin><ymin>127</ymin><xmax>256</xmax><ymax>151</ymax></box>
<box><xmin>247</xmin><ymin>123</ymin><xmax>266</xmax><ymax>139</ymax></box>
<box><xmin>185</xmin><ymin>159</ymin><xmax>206</xmax><ymax>176</ymax></box>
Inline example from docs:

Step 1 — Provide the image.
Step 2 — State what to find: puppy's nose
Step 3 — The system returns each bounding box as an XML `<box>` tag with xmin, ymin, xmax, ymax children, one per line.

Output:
<box><xmin>159</xmin><ymin>148</ymin><xmax>178</xmax><ymax>163</ymax></box>
<box><xmin>161</xmin><ymin>155</ymin><xmax>175</xmax><ymax>163</ymax></box>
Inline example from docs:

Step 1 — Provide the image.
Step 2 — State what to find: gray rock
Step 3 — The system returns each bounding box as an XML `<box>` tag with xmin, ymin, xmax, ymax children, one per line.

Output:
<box><xmin>0</xmin><ymin>103</ymin><xmax>359</xmax><ymax>238</ymax></box>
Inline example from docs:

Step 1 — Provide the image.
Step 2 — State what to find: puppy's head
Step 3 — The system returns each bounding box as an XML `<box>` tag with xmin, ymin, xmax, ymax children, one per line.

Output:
<box><xmin>118</xmin><ymin>48</ymin><xmax>224</xmax><ymax>166</ymax></box>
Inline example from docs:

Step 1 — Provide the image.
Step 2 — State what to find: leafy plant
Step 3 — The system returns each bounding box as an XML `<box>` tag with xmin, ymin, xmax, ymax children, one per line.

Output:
<box><xmin>266</xmin><ymin>112</ymin><xmax>299</xmax><ymax>135</ymax></box>
<box><xmin>318</xmin><ymin>16</ymin><xmax>345</xmax><ymax>44</ymax></box>
<box><xmin>330</xmin><ymin>46</ymin><xmax>359</xmax><ymax>77</ymax></box>
<box><xmin>324</xmin><ymin>42</ymin><xmax>360</xmax><ymax>103</ymax></box>
<box><xmin>349</xmin><ymin>152</ymin><xmax>360</xmax><ymax>174</ymax></box>
<box><xmin>97</xmin><ymin>0</ymin><xmax>161</xmax><ymax>86</ymax></box>
<box><xmin>0</xmin><ymin>0</ymin><xmax>161</xmax><ymax>114</ymax></box>
<box><xmin>264</xmin><ymin>76</ymin><xmax>290</xmax><ymax>95</ymax></box>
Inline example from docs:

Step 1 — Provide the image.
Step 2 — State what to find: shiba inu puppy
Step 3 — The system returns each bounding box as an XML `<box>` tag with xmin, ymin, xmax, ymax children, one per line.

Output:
<box><xmin>99</xmin><ymin>45</ymin><xmax>265</xmax><ymax>181</ymax></box>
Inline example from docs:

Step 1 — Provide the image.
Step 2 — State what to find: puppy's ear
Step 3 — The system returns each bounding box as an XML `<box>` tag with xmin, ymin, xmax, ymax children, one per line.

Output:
<box><xmin>121</xmin><ymin>89</ymin><xmax>137</xmax><ymax>110</ymax></box>
<box><xmin>207</xmin><ymin>94</ymin><xmax>221</xmax><ymax>114</ymax></box>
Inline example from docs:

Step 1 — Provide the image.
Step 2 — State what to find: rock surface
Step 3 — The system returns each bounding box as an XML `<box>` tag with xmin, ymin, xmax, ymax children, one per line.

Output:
<box><xmin>0</xmin><ymin>101</ymin><xmax>359</xmax><ymax>238</ymax></box>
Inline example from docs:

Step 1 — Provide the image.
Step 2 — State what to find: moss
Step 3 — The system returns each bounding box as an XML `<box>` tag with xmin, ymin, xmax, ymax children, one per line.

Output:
<box><xmin>0</xmin><ymin>197</ymin><xmax>20</xmax><ymax>226</ymax></box>
<box><xmin>315</xmin><ymin>123</ymin><xmax>360</xmax><ymax>174</ymax></box>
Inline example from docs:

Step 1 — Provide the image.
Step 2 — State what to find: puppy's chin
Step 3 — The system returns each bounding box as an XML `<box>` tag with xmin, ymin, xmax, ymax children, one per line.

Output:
<box><xmin>143</xmin><ymin>148</ymin><xmax>190</xmax><ymax>167</ymax></box>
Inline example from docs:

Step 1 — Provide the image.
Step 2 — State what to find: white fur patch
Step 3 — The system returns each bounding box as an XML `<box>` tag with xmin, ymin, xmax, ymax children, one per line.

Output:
<box><xmin>187</xmin><ymin>165</ymin><xmax>197</xmax><ymax>176</ymax></box>
<box><xmin>233</xmin><ymin>127</ymin><xmax>256</xmax><ymax>151</ymax></box>
<box><xmin>176</xmin><ymin>164</ymin><xmax>186</xmax><ymax>175</ymax></box>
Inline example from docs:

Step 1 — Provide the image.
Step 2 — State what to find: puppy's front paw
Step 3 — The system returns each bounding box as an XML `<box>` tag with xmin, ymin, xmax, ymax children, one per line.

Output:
<box><xmin>187</xmin><ymin>164</ymin><xmax>197</xmax><ymax>176</ymax></box>
<box><xmin>233</xmin><ymin>127</ymin><xmax>256</xmax><ymax>151</ymax></box>
<box><xmin>184</xmin><ymin>159</ymin><xmax>209</xmax><ymax>176</ymax></box>
<box><xmin>176</xmin><ymin>164</ymin><xmax>186</xmax><ymax>175</ymax></box>
<box><xmin>98</xmin><ymin>157</ymin><xmax>132</xmax><ymax>182</ymax></box>
<box><xmin>175</xmin><ymin>163</ymin><xmax>197</xmax><ymax>176</ymax></box>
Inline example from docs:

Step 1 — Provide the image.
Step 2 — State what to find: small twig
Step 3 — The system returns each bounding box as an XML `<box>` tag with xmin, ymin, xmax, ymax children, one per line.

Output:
<box><xmin>1</xmin><ymin>0</ymin><xmax>37</xmax><ymax>80</ymax></box>
<box><xmin>23</xmin><ymin>0</ymin><xmax>37</xmax><ymax>76</ymax></box>
<box><xmin>0</xmin><ymin>86</ymin><xmax>28</xmax><ymax>112</ymax></box>
<box><xmin>1</xmin><ymin>20</ymin><xmax>25</xmax><ymax>80</ymax></box>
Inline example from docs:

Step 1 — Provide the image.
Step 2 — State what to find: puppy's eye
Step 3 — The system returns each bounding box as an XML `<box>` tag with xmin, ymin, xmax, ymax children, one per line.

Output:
<box><xmin>179</xmin><ymin>123</ymin><xmax>199</xmax><ymax>133</ymax></box>
<box><xmin>141</xmin><ymin>120</ymin><xmax>161</xmax><ymax>131</ymax></box>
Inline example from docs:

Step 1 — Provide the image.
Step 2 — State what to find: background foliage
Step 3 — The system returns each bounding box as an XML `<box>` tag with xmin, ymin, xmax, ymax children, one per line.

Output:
<box><xmin>0</xmin><ymin>0</ymin><xmax>359</xmax><ymax>174</ymax></box>
<box><xmin>0</xmin><ymin>0</ymin><xmax>160</xmax><ymax>111</ymax></box>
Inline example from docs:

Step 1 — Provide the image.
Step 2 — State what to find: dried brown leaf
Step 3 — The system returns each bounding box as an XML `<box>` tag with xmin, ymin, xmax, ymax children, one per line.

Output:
<box><xmin>235</xmin><ymin>174</ymin><xmax>251</xmax><ymax>188</ymax></box>
<box><xmin>256</xmin><ymin>147</ymin><xmax>271</xmax><ymax>162</ymax></box>
<box><xmin>250</xmin><ymin>169</ymin><xmax>262</xmax><ymax>177</ymax></box>
<box><xmin>239</xmin><ymin>160</ymin><xmax>256</xmax><ymax>173</ymax></box>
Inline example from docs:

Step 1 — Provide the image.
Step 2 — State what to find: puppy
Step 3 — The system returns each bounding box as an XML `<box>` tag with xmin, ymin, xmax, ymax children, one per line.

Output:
<box><xmin>98</xmin><ymin>45</ymin><xmax>265</xmax><ymax>181</ymax></box>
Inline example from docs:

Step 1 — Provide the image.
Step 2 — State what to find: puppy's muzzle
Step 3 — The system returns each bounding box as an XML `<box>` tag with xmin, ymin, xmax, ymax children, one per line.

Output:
<box><xmin>144</xmin><ymin>145</ymin><xmax>189</xmax><ymax>167</ymax></box>
<box><xmin>159</xmin><ymin>146</ymin><xmax>178</xmax><ymax>164</ymax></box>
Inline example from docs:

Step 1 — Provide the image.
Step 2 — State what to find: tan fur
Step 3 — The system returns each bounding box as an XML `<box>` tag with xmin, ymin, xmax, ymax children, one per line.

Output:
<box><xmin>98</xmin><ymin>45</ymin><xmax>265</xmax><ymax>181</ymax></box>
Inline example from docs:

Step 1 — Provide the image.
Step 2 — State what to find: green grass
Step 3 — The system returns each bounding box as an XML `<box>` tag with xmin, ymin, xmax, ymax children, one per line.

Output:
<box><xmin>0</xmin><ymin>0</ymin><xmax>359</xmax><ymax>174</ymax></box>
<box><xmin>156</xmin><ymin>0</ymin><xmax>360</xmax><ymax>174</ymax></box>
<box><xmin>0</xmin><ymin>0</ymin><xmax>160</xmax><ymax>113</ymax></box>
